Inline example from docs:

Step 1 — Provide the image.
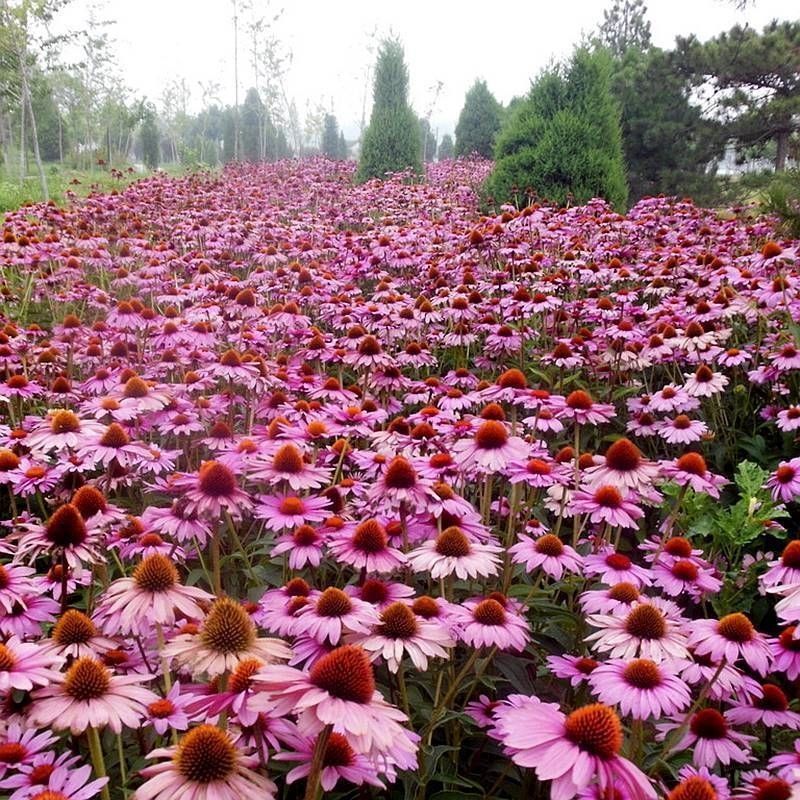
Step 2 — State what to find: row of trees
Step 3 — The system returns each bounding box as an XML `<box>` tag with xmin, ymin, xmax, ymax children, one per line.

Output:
<box><xmin>357</xmin><ymin>3</ymin><xmax>799</xmax><ymax>207</ymax></box>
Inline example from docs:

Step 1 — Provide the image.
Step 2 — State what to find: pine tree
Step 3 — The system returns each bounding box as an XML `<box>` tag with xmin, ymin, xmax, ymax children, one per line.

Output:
<box><xmin>240</xmin><ymin>88</ymin><xmax>263</xmax><ymax>161</ymax></box>
<box><xmin>486</xmin><ymin>49</ymin><xmax>628</xmax><ymax>210</ymax></box>
<box><xmin>322</xmin><ymin>114</ymin><xmax>339</xmax><ymax>158</ymax></box>
<box><xmin>676</xmin><ymin>21</ymin><xmax>800</xmax><ymax>171</ymax></box>
<box><xmin>419</xmin><ymin>117</ymin><xmax>437</xmax><ymax>162</ymax></box>
<box><xmin>139</xmin><ymin>105</ymin><xmax>160</xmax><ymax>170</ymax></box>
<box><xmin>454</xmin><ymin>79</ymin><xmax>502</xmax><ymax>158</ymax></box>
<box><xmin>337</xmin><ymin>131</ymin><xmax>348</xmax><ymax>159</ymax></box>
<box><xmin>437</xmin><ymin>133</ymin><xmax>454</xmax><ymax>160</ymax></box>
<box><xmin>222</xmin><ymin>108</ymin><xmax>236</xmax><ymax>162</ymax></box>
<box><xmin>597</xmin><ymin>0</ymin><xmax>651</xmax><ymax>57</ymax></box>
<box><xmin>356</xmin><ymin>38</ymin><xmax>422</xmax><ymax>183</ymax></box>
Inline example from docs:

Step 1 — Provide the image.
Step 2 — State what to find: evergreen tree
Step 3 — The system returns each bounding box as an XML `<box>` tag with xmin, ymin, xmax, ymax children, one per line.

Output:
<box><xmin>419</xmin><ymin>117</ymin><xmax>437</xmax><ymax>162</ymax></box>
<box><xmin>222</xmin><ymin>108</ymin><xmax>236</xmax><ymax>162</ymax></box>
<box><xmin>139</xmin><ymin>104</ymin><xmax>160</xmax><ymax>170</ymax></box>
<box><xmin>437</xmin><ymin>133</ymin><xmax>454</xmax><ymax>160</ymax></box>
<box><xmin>454</xmin><ymin>79</ymin><xmax>502</xmax><ymax>158</ymax></box>
<box><xmin>337</xmin><ymin>131</ymin><xmax>348</xmax><ymax>159</ymax></box>
<box><xmin>676</xmin><ymin>21</ymin><xmax>800</xmax><ymax>171</ymax></box>
<box><xmin>596</xmin><ymin>0</ymin><xmax>651</xmax><ymax>57</ymax></box>
<box><xmin>486</xmin><ymin>48</ymin><xmax>627</xmax><ymax>209</ymax></box>
<box><xmin>612</xmin><ymin>46</ymin><xmax>723</xmax><ymax>201</ymax></box>
<box><xmin>356</xmin><ymin>38</ymin><xmax>422</xmax><ymax>183</ymax></box>
<box><xmin>30</xmin><ymin>73</ymin><xmax>64</xmax><ymax>161</ymax></box>
<box><xmin>240</xmin><ymin>88</ymin><xmax>263</xmax><ymax>161</ymax></box>
<box><xmin>322</xmin><ymin>114</ymin><xmax>339</xmax><ymax>158</ymax></box>
<box><xmin>276</xmin><ymin>128</ymin><xmax>292</xmax><ymax>159</ymax></box>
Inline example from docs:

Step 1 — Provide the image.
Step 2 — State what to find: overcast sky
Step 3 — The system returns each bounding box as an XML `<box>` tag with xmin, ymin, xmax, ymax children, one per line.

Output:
<box><xmin>64</xmin><ymin>0</ymin><xmax>796</xmax><ymax>139</ymax></box>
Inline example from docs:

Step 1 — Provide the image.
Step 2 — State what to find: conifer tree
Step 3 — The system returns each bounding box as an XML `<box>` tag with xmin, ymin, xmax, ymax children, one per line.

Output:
<box><xmin>356</xmin><ymin>38</ymin><xmax>422</xmax><ymax>182</ymax></box>
<box><xmin>322</xmin><ymin>114</ymin><xmax>339</xmax><ymax>158</ymax></box>
<box><xmin>455</xmin><ymin>79</ymin><xmax>502</xmax><ymax>158</ymax></box>
<box><xmin>437</xmin><ymin>133</ymin><xmax>454</xmax><ymax>160</ymax></box>
<box><xmin>486</xmin><ymin>49</ymin><xmax>627</xmax><ymax>209</ymax></box>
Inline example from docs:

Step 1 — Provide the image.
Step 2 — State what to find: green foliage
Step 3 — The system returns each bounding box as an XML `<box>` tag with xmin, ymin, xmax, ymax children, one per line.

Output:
<box><xmin>321</xmin><ymin>114</ymin><xmax>339</xmax><ymax>158</ymax></box>
<box><xmin>356</xmin><ymin>38</ymin><xmax>422</xmax><ymax>183</ymax></box>
<box><xmin>486</xmin><ymin>48</ymin><xmax>627</xmax><ymax>210</ymax></box>
<box><xmin>139</xmin><ymin>105</ymin><xmax>160</xmax><ymax>170</ymax></box>
<box><xmin>30</xmin><ymin>73</ymin><xmax>65</xmax><ymax>161</ymax></box>
<box><xmin>675</xmin><ymin>20</ymin><xmax>800</xmax><ymax>171</ymax></box>
<box><xmin>336</xmin><ymin>131</ymin><xmax>348</xmax><ymax>160</ymax></box>
<box><xmin>419</xmin><ymin>117</ymin><xmax>437</xmax><ymax>162</ymax></box>
<box><xmin>240</xmin><ymin>88</ymin><xmax>263</xmax><ymax>162</ymax></box>
<box><xmin>596</xmin><ymin>0</ymin><xmax>651</xmax><ymax>57</ymax></box>
<box><xmin>437</xmin><ymin>133</ymin><xmax>454</xmax><ymax>160</ymax></box>
<box><xmin>455</xmin><ymin>79</ymin><xmax>502</xmax><ymax>158</ymax></box>
<box><xmin>611</xmin><ymin>47</ymin><xmax>723</xmax><ymax>202</ymax></box>
<box><xmin>761</xmin><ymin>169</ymin><xmax>800</xmax><ymax>238</ymax></box>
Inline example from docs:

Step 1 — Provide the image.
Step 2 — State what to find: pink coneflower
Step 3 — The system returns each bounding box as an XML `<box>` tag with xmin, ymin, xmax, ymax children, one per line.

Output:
<box><xmin>762</xmin><ymin>541</ymin><xmax>800</xmax><ymax>589</ymax></box>
<box><xmin>506</xmin><ymin>456</ymin><xmax>571</xmax><ymax>489</ymax></box>
<box><xmin>276</xmin><ymin>730</ymin><xmax>386</xmax><ymax>792</ymax></box>
<box><xmin>687</xmin><ymin>613</ymin><xmax>773</xmax><ymax>675</ymax></box>
<box><xmin>255</xmin><ymin>493</ymin><xmax>331</xmax><ymax>530</ymax></box>
<box><xmin>29</xmin><ymin>656</ymin><xmax>157</xmax><ymax>734</ymax></box>
<box><xmin>369</xmin><ymin>455</ymin><xmax>437</xmax><ymax>512</ymax></box>
<box><xmin>651</xmin><ymin>556</ymin><xmax>722</xmax><ymax>600</ymax></box>
<box><xmin>40</xmin><ymin>609</ymin><xmax>117</xmax><ymax>660</ymax></box>
<box><xmin>352</xmin><ymin>601</ymin><xmax>454</xmax><ymax>671</ymax></box>
<box><xmin>179</xmin><ymin>461</ymin><xmax>253</xmax><ymax>520</ymax></box>
<box><xmin>509</xmin><ymin>533</ymin><xmax>583</xmax><ymax>579</ymax></box>
<box><xmin>347</xmin><ymin>578</ymin><xmax>416</xmax><ymax>610</ymax></box>
<box><xmin>727</xmin><ymin>683</ymin><xmax>800</xmax><ymax>729</ymax></box>
<box><xmin>493</xmin><ymin>697</ymin><xmax>655</xmax><ymax>800</ymax></box>
<box><xmin>776</xmin><ymin>406</ymin><xmax>800</xmax><ymax>432</ymax></box>
<box><xmin>649</xmin><ymin>385</ymin><xmax>699</xmax><ymax>414</ymax></box>
<box><xmin>583</xmin><ymin>438</ymin><xmax>660</xmax><ymax>491</ymax></box>
<box><xmin>668</xmin><ymin>766</ymin><xmax>730</xmax><ymax>800</ymax></box>
<box><xmin>683</xmin><ymin>364</ymin><xmax>728</xmax><ymax>397</ymax></box>
<box><xmin>292</xmin><ymin>587</ymin><xmax>378</xmax><ymax>645</ymax></box>
<box><xmin>661</xmin><ymin>453</ymin><xmax>727</xmax><ymax>499</ymax></box>
<box><xmin>656</xmin><ymin>415</ymin><xmax>709</xmax><ymax>444</ymax></box>
<box><xmin>587</xmin><ymin>658</ymin><xmax>691</xmax><ymax>719</ymax></box>
<box><xmin>586</xmin><ymin>600</ymin><xmax>689</xmax><ymax>662</ymax></box>
<box><xmin>733</xmin><ymin>771</ymin><xmax>792</xmax><ymax>800</ymax></box>
<box><xmin>450</xmin><ymin>419</ymin><xmax>529</xmax><ymax>473</ymax></box>
<box><xmin>767</xmin><ymin>459</ymin><xmax>800</xmax><ymax>503</ymax></box>
<box><xmin>450</xmin><ymin>594</ymin><xmax>530</xmax><ymax>652</ymax></box>
<box><xmin>254</xmin><ymin>644</ymin><xmax>418</xmax><ymax>757</ymax></box>
<box><xmin>76</xmin><ymin>421</ymin><xmax>151</xmax><ymax>470</ymax></box>
<box><xmin>657</xmin><ymin>708</ymin><xmax>755</xmax><ymax>768</ymax></box>
<box><xmin>547</xmin><ymin>654</ymin><xmax>601</xmax><ymax>687</ymax></box>
<box><xmin>272</xmin><ymin>524</ymin><xmax>326</xmax><ymax>569</ymax></box>
<box><xmin>580</xmin><ymin>582</ymin><xmax>643</xmax><ymax>615</ymax></box>
<box><xmin>134</xmin><ymin>724</ymin><xmax>277</xmax><ymax>800</ymax></box>
<box><xmin>94</xmin><ymin>553</ymin><xmax>213</xmax><ymax>635</ymax></box>
<box><xmin>145</xmin><ymin>681</ymin><xmax>193</xmax><ymax>734</ymax></box>
<box><xmin>327</xmin><ymin>519</ymin><xmax>406</xmax><ymax>573</ymax></box>
<box><xmin>0</xmin><ymin>635</ymin><xmax>63</xmax><ymax>692</ymax></box>
<box><xmin>189</xmin><ymin>658</ymin><xmax>274</xmax><ymax>727</ymax></box>
<box><xmin>0</xmin><ymin>562</ymin><xmax>37</xmax><ymax>613</ymax></box>
<box><xmin>771</xmin><ymin>626</ymin><xmax>800</xmax><ymax>679</ymax></box>
<box><xmin>583</xmin><ymin>548</ymin><xmax>651</xmax><ymax>587</ymax></box>
<box><xmin>162</xmin><ymin>597</ymin><xmax>290</xmax><ymax>678</ymax></box>
<box><xmin>3</xmin><ymin>762</ymin><xmax>109</xmax><ymax>800</ymax></box>
<box><xmin>559</xmin><ymin>390</ymin><xmax>616</xmax><ymax>426</ymax></box>
<box><xmin>678</xmin><ymin>652</ymin><xmax>760</xmax><ymax>704</ymax></box>
<box><xmin>250</xmin><ymin>443</ymin><xmax>331</xmax><ymax>490</ymax></box>
<box><xmin>0</xmin><ymin>723</ymin><xmax>57</xmax><ymax>780</ymax></box>
<box><xmin>406</xmin><ymin>526</ymin><xmax>501</xmax><ymax>580</ymax></box>
<box><xmin>24</xmin><ymin>410</ymin><xmax>105</xmax><ymax>455</ymax></box>
<box><xmin>769</xmin><ymin>740</ymin><xmax>800</xmax><ymax>781</ymax></box>
<box><xmin>571</xmin><ymin>485</ymin><xmax>644</xmax><ymax>530</ymax></box>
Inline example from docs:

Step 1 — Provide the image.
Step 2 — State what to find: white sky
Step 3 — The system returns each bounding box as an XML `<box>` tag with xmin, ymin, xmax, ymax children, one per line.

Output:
<box><xmin>63</xmin><ymin>0</ymin><xmax>797</xmax><ymax>140</ymax></box>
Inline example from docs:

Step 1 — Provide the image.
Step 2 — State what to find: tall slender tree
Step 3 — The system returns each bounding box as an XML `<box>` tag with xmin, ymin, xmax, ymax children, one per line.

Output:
<box><xmin>455</xmin><ymin>79</ymin><xmax>502</xmax><ymax>158</ymax></box>
<box><xmin>356</xmin><ymin>38</ymin><xmax>421</xmax><ymax>183</ymax></box>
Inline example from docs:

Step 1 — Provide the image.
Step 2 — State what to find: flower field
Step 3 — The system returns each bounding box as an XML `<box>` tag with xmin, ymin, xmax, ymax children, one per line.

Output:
<box><xmin>0</xmin><ymin>157</ymin><xmax>800</xmax><ymax>800</ymax></box>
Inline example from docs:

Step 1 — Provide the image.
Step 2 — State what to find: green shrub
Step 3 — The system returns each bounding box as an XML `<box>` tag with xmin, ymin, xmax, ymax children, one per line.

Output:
<box><xmin>761</xmin><ymin>170</ymin><xmax>800</xmax><ymax>238</ymax></box>
<box><xmin>485</xmin><ymin>49</ymin><xmax>627</xmax><ymax>210</ymax></box>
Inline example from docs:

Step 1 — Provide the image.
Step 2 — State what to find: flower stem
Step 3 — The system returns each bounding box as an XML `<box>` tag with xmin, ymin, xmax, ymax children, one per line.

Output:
<box><xmin>303</xmin><ymin>724</ymin><xmax>332</xmax><ymax>800</ymax></box>
<box><xmin>87</xmin><ymin>727</ymin><xmax>110</xmax><ymax>800</ymax></box>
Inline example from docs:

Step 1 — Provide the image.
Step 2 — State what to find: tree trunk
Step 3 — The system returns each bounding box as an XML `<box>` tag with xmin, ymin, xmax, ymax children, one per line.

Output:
<box><xmin>776</xmin><ymin>130</ymin><xmax>789</xmax><ymax>172</ymax></box>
